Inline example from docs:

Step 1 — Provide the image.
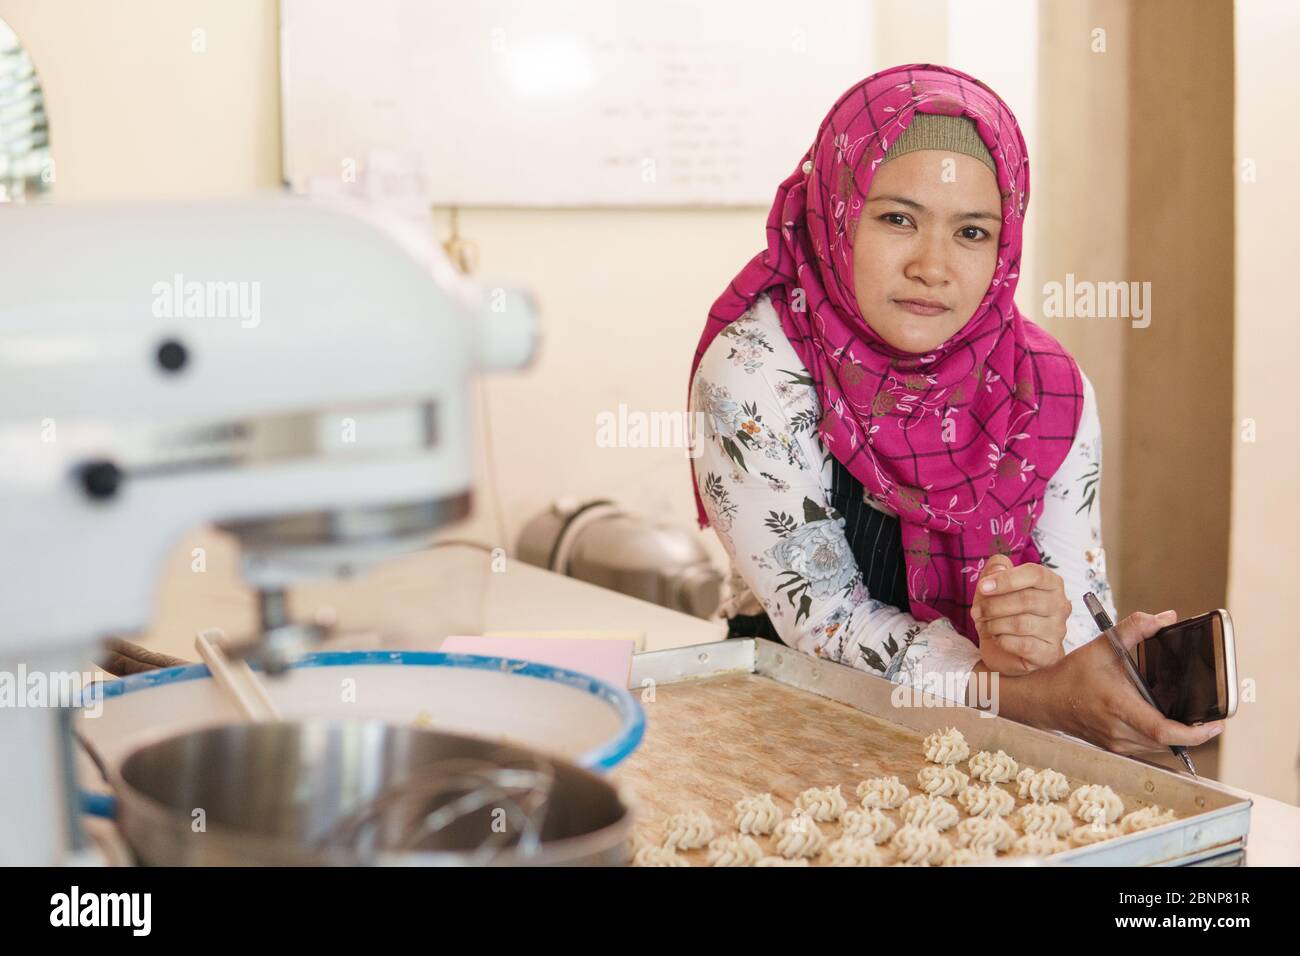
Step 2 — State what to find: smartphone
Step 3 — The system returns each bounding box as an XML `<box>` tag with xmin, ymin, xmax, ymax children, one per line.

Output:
<box><xmin>1135</xmin><ymin>609</ymin><xmax>1238</xmax><ymax>723</ymax></box>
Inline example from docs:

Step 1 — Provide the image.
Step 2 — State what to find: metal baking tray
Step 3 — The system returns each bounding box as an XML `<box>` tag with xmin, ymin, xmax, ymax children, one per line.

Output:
<box><xmin>624</xmin><ymin>638</ymin><xmax>1251</xmax><ymax>866</ymax></box>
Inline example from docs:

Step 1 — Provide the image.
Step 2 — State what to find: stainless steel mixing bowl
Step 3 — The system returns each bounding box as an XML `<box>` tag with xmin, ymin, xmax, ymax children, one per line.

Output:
<box><xmin>108</xmin><ymin>719</ymin><xmax>633</xmax><ymax>865</ymax></box>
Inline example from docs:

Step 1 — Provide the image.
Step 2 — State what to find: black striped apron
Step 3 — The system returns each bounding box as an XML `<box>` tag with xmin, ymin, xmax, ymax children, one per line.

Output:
<box><xmin>725</xmin><ymin>453</ymin><xmax>911</xmax><ymax>642</ymax></box>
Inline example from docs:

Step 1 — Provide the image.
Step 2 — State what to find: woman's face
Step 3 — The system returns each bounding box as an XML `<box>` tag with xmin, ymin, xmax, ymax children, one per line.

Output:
<box><xmin>852</xmin><ymin>150</ymin><xmax>1003</xmax><ymax>354</ymax></box>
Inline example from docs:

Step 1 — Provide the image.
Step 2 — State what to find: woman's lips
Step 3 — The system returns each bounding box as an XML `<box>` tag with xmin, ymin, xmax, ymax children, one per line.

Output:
<box><xmin>892</xmin><ymin>298</ymin><xmax>950</xmax><ymax>316</ymax></box>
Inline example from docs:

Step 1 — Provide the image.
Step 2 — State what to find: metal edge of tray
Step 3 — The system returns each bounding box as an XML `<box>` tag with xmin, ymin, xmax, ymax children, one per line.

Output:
<box><xmin>632</xmin><ymin>638</ymin><xmax>755</xmax><ymax>687</ymax></box>
<box><xmin>630</xmin><ymin>638</ymin><xmax>1250</xmax><ymax>867</ymax></box>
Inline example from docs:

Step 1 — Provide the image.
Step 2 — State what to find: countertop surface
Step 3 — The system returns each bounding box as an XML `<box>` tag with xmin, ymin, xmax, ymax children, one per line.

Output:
<box><xmin>121</xmin><ymin>532</ymin><xmax>1296</xmax><ymax>866</ymax></box>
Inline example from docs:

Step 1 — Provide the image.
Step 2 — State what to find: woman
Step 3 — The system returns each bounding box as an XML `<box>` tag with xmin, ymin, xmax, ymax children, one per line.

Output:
<box><xmin>688</xmin><ymin>64</ymin><xmax>1223</xmax><ymax>755</ymax></box>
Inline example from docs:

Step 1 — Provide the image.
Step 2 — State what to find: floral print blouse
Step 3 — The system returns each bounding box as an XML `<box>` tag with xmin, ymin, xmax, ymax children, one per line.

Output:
<box><xmin>691</xmin><ymin>293</ymin><xmax>1118</xmax><ymax>703</ymax></box>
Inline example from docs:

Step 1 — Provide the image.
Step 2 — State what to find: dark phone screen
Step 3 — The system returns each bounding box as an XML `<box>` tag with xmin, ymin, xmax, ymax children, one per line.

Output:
<box><xmin>1142</xmin><ymin>613</ymin><xmax>1224</xmax><ymax>723</ymax></box>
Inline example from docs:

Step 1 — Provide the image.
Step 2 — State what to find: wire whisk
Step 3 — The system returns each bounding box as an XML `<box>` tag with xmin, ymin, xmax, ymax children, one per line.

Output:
<box><xmin>312</xmin><ymin>752</ymin><xmax>557</xmax><ymax>863</ymax></box>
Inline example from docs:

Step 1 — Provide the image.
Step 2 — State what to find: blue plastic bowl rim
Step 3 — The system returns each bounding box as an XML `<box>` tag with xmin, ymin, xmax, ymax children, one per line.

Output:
<box><xmin>82</xmin><ymin>649</ymin><xmax>645</xmax><ymax>772</ymax></box>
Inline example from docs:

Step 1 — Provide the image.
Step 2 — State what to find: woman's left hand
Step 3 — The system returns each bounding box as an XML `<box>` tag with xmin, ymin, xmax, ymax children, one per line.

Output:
<box><xmin>971</xmin><ymin>555</ymin><xmax>1071</xmax><ymax>675</ymax></box>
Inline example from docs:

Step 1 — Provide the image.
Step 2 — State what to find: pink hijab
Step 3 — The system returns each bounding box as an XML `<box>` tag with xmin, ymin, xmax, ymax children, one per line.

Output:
<box><xmin>688</xmin><ymin>64</ymin><xmax>1083</xmax><ymax>645</ymax></box>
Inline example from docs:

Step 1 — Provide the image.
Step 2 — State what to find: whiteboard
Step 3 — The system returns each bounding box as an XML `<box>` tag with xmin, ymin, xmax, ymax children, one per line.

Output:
<box><xmin>279</xmin><ymin>0</ymin><xmax>875</xmax><ymax>207</ymax></box>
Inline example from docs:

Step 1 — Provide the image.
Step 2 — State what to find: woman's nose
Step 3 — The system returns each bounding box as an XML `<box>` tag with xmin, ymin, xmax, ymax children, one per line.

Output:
<box><xmin>904</xmin><ymin>234</ymin><xmax>950</xmax><ymax>286</ymax></box>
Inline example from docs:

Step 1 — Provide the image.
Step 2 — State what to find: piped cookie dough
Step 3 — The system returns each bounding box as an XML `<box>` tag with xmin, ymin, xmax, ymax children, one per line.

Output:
<box><xmin>825</xmin><ymin>836</ymin><xmax>889</xmax><ymax>867</ymax></box>
<box><xmin>923</xmin><ymin>726</ymin><xmax>971</xmax><ymax>765</ymax></box>
<box><xmin>1011</xmin><ymin>833</ymin><xmax>1069</xmax><ymax>857</ymax></box>
<box><xmin>840</xmin><ymin>808</ymin><xmax>896</xmax><ymax>844</ymax></box>
<box><xmin>857</xmin><ymin>775</ymin><xmax>909</xmax><ymax>809</ymax></box>
<box><xmin>1069</xmin><ymin>784</ymin><xmax>1124</xmax><ymax>825</ymax></box>
<box><xmin>899</xmin><ymin>794</ymin><xmax>959</xmax><ymax>832</ymax></box>
<box><xmin>1016</xmin><ymin>802</ymin><xmax>1073</xmax><ymax>837</ymax></box>
<box><xmin>955</xmin><ymin>815</ymin><xmax>1016</xmax><ymax>853</ymax></box>
<box><xmin>733</xmin><ymin>792</ymin><xmax>783</xmax><ymax>835</ymax></box>
<box><xmin>968</xmin><ymin>749</ymin><xmax>1019</xmax><ymax>783</ymax></box>
<box><xmin>662</xmin><ymin>808</ymin><xmax>715</xmax><ymax>850</ymax></box>
<box><xmin>795</xmin><ymin>784</ymin><xmax>848</xmax><ymax>822</ymax></box>
<box><xmin>918</xmin><ymin>765</ymin><xmax>969</xmax><ymax>796</ymax></box>
<box><xmin>891</xmin><ymin>824</ymin><xmax>953</xmax><ymax>865</ymax></box>
<box><xmin>1070</xmin><ymin>822</ymin><xmax>1121</xmax><ymax>846</ymax></box>
<box><xmin>634</xmin><ymin>845</ymin><xmax>690</xmax><ymax>867</ymax></box>
<box><xmin>956</xmin><ymin>783</ymin><xmax>1015</xmax><ymax>818</ymax></box>
<box><xmin>773</xmin><ymin>811</ymin><xmax>827</xmax><ymax>859</ymax></box>
<box><xmin>1119</xmin><ymin>805</ymin><xmax>1178</xmax><ymax>834</ymax></box>
<box><xmin>707</xmin><ymin>834</ymin><xmax>764</xmax><ymax>867</ymax></box>
<box><xmin>1016</xmin><ymin>766</ymin><xmax>1070</xmax><ymax>803</ymax></box>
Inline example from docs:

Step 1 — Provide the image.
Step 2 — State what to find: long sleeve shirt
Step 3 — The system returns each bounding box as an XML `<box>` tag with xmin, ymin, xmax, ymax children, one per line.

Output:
<box><xmin>690</xmin><ymin>292</ymin><xmax>1118</xmax><ymax>704</ymax></box>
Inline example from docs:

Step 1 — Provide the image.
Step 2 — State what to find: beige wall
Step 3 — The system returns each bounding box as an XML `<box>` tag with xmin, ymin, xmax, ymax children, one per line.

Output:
<box><xmin>1036</xmin><ymin>0</ymin><xmax>1130</xmax><ymax>595</ymax></box>
<box><xmin>429</xmin><ymin>203</ymin><xmax>761</xmax><ymax>570</ymax></box>
<box><xmin>1223</xmin><ymin>0</ymin><xmax>1300</xmax><ymax>804</ymax></box>
<box><xmin>0</xmin><ymin>0</ymin><xmax>281</xmax><ymax>200</ymax></box>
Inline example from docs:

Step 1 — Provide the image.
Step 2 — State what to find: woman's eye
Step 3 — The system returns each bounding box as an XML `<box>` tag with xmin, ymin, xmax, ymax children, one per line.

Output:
<box><xmin>958</xmin><ymin>226</ymin><xmax>990</xmax><ymax>241</ymax></box>
<box><xmin>881</xmin><ymin>213</ymin><xmax>910</xmax><ymax>227</ymax></box>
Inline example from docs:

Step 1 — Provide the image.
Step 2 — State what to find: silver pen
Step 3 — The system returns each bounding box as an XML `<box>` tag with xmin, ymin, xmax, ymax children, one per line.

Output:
<box><xmin>1082</xmin><ymin>592</ymin><xmax>1198</xmax><ymax>777</ymax></box>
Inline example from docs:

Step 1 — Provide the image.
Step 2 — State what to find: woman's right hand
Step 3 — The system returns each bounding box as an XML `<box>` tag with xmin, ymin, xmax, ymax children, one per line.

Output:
<box><xmin>1021</xmin><ymin>609</ymin><xmax>1226</xmax><ymax>755</ymax></box>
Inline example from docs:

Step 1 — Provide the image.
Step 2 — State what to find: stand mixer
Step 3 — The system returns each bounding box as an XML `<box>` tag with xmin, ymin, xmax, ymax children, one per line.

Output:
<box><xmin>0</xmin><ymin>195</ymin><xmax>539</xmax><ymax>864</ymax></box>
